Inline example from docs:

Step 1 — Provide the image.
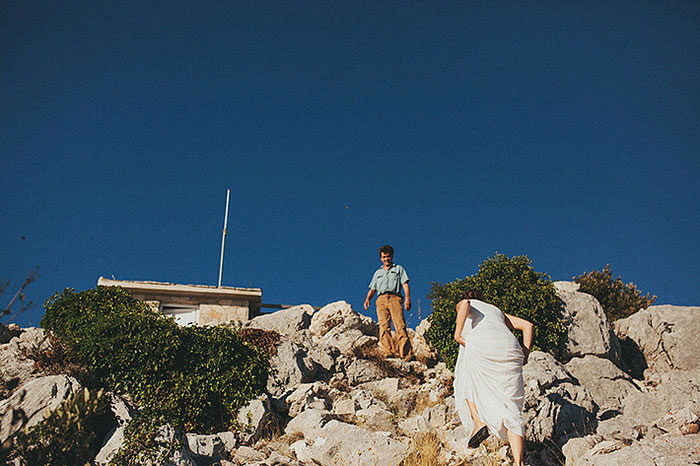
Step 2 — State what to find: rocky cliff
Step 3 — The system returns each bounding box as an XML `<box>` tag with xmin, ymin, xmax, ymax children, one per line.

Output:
<box><xmin>1</xmin><ymin>283</ymin><xmax>698</xmax><ymax>465</ymax></box>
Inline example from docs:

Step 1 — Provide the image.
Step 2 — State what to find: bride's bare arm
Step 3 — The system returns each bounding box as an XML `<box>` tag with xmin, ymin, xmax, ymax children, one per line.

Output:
<box><xmin>504</xmin><ymin>313</ymin><xmax>534</xmax><ymax>361</ymax></box>
<box><xmin>454</xmin><ymin>299</ymin><xmax>470</xmax><ymax>346</ymax></box>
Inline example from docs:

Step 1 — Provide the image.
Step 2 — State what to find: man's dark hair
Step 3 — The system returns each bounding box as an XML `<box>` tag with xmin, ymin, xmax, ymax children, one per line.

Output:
<box><xmin>379</xmin><ymin>244</ymin><xmax>394</xmax><ymax>257</ymax></box>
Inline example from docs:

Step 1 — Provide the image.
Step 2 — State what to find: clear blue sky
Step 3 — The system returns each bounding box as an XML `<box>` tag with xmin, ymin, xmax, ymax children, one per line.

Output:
<box><xmin>2</xmin><ymin>1</ymin><xmax>699</xmax><ymax>329</ymax></box>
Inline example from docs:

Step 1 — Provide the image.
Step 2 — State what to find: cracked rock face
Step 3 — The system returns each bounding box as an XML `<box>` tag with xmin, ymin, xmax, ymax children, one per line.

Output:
<box><xmin>0</xmin><ymin>374</ymin><xmax>81</xmax><ymax>443</ymax></box>
<box><xmin>564</xmin><ymin>355</ymin><xmax>639</xmax><ymax>419</ymax></box>
<box><xmin>554</xmin><ymin>281</ymin><xmax>622</xmax><ymax>363</ymax></box>
<box><xmin>614</xmin><ymin>305</ymin><xmax>700</xmax><ymax>375</ymax></box>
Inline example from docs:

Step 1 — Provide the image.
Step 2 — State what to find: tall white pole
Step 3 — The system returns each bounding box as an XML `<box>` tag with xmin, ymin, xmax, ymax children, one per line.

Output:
<box><xmin>218</xmin><ymin>189</ymin><xmax>230</xmax><ymax>288</ymax></box>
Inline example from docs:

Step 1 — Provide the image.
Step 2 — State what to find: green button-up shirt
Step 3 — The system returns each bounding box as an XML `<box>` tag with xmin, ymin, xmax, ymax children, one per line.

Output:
<box><xmin>369</xmin><ymin>263</ymin><xmax>409</xmax><ymax>295</ymax></box>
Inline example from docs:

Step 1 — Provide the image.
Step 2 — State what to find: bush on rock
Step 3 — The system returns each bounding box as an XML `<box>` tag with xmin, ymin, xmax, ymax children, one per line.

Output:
<box><xmin>425</xmin><ymin>254</ymin><xmax>565</xmax><ymax>370</ymax></box>
<box><xmin>9</xmin><ymin>388</ymin><xmax>113</xmax><ymax>466</ymax></box>
<box><xmin>39</xmin><ymin>286</ymin><xmax>269</xmax><ymax>452</ymax></box>
<box><xmin>574</xmin><ymin>264</ymin><xmax>656</xmax><ymax>321</ymax></box>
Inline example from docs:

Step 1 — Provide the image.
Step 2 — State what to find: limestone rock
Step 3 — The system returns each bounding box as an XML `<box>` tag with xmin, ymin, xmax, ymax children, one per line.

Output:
<box><xmin>309</xmin><ymin>301</ymin><xmax>377</xmax><ymax>338</ymax></box>
<box><xmin>233</xmin><ymin>445</ymin><xmax>267</xmax><ymax>464</ymax></box>
<box><xmin>399</xmin><ymin>414</ymin><xmax>431</xmax><ymax>436</ymax></box>
<box><xmin>284</xmin><ymin>408</ymin><xmax>331</xmax><ymax>438</ymax></box>
<box><xmin>0</xmin><ymin>327</ymin><xmax>49</xmax><ymax>397</ymax></box>
<box><xmin>654</xmin><ymin>407</ymin><xmax>699</xmax><ymax>435</ymax></box>
<box><xmin>411</xmin><ymin>319</ymin><xmax>439</xmax><ymax>367</ymax></box>
<box><xmin>94</xmin><ymin>394</ymin><xmax>137</xmax><ymax>465</ymax></box>
<box><xmin>185</xmin><ymin>432</ymin><xmax>237</xmax><ymax>464</ymax></box>
<box><xmin>357</xmin><ymin>377</ymin><xmax>400</xmax><ymax>400</ymax></box>
<box><xmin>246</xmin><ymin>305</ymin><xmax>315</xmax><ymax>339</ymax></box>
<box><xmin>573</xmin><ymin>433</ymin><xmax>700</xmax><ymax>466</ymax></box>
<box><xmin>305</xmin><ymin>420</ymin><xmax>410</xmax><ymax>466</ymax></box>
<box><xmin>266</xmin><ymin>340</ymin><xmax>320</xmax><ymax>396</ymax></box>
<box><xmin>332</xmin><ymin>397</ymin><xmax>357</xmax><ymax>416</ymax></box>
<box><xmin>237</xmin><ymin>394</ymin><xmax>277</xmax><ymax>444</ymax></box>
<box><xmin>561</xmin><ymin>434</ymin><xmax>604</xmax><ymax>466</ymax></box>
<box><xmin>339</xmin><ymin>356</ymin><xmax>387</xmax><ymax>386</ymax></box>
<box><xmin>285</xmin><ymin>382</ymin><xmax>341</xmax><ymax>418</ymax></box>
<box><xmin>596</xmin><ymin>369</ymin><xmax>700</xmax><ymax>439</ymax></box>
<box><xmin>153</xmin><ymin>424</ymin><xmax>198</xmax><ymax>466</ymax></box>
<box><xmin>615</xmin><ymin>305</ymin><xmax>700</xmax><ymax>376</ymax></box>
<box><xmin>522</xmin><ymin>351</ymin><xmax>597</xmax><ymax>445</ymax></box>
<box><xmin>356</xmin><ymin>405</ymin><xmax>398</xmax><ymax>434</ymax></box>
<box><xmin>0</xmin><ymin>374</ymin><xmax>81</xmax><ymax>443</ymax></box>
<box><xmin>564</xmin><ymin>355</ymin><xmax>639</xmax><ymax>418</ymax></box>
<box><xmin>308</xmin><ymin>301</ymin><xmax>379</xmax><ymax>355</ymax></box>
<box><xmin>555</xmin><ymin>281</ymin><xmax>621</xmax><ymax>363</ymax></box>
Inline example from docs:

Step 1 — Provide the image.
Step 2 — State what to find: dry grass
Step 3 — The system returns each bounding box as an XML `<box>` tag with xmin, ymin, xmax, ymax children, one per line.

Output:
<box><xmin>401</xmin><ymin>431</ymin><xmax>443</xmax><ymax>466</ymax></box>
<box><xmin>21</xmin><ymin>333</ymin><xmax>97</xmax><ymax>387</ymax></box>
<box><xmin>254</xmin><ymin>423</ymin><xmax>304</xmax><ymax>459</ymax></box>
<box><xmin>350</xmin><ymin>344</ymin><xmax>421</xmax><ymax>384</ymax></box>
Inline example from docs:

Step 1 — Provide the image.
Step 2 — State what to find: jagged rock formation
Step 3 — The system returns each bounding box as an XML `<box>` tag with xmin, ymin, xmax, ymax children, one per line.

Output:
<box><xmin>1</xmin><ymin>288</ymin><xmax>698</xmax><ymax>465</ymax></box>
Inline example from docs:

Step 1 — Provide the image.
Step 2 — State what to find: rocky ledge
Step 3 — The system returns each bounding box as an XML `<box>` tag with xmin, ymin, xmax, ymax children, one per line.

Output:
<box><xmin>1</xmin><ymin>282</ymin><xmax>698</xmax><ymax>465</ymax></box>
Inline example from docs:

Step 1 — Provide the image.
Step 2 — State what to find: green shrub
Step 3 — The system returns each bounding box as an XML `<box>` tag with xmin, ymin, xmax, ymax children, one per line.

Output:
<box><xmin>40</xmin><ymin>286</ymin><xmax>269</xmax><ymax>455</ymax></box>
<box><xmin>9</xmin><ymin>388</ymin><xmax>113</xmax><ymax>466</ymax></box>
<box><xmin>425</xmin><ymin>254</ymin><xmax>565</xmax><ymax>371</ymax></box>
<box><xmin>574</xmin><ymin>264</ymin><xmax>656</xmax><ymax>321</ymax></box>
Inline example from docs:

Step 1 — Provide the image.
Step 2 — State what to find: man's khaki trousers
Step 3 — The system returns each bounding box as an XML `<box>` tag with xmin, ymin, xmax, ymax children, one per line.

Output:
<box><xmin>376</xmin><ymin>294</ymin><xmax>413</xmax><ymax>360</ymax></box>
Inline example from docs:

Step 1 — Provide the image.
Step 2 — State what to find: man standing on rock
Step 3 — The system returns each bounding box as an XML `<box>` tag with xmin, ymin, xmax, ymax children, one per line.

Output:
<box><xmin>364</xmin><ymin>244</ymin><xmax>414</xmax><ymax>361</ymax></box>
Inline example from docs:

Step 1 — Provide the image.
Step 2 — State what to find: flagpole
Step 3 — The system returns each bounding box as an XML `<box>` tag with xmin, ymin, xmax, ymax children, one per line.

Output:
<box><xmin>218</xmin><ymin>189</ymin><xmax>230</xmax><ymax>288</ymax></box>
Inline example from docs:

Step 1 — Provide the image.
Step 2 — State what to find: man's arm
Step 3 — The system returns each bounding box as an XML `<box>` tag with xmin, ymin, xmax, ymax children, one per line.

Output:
<box><xmin>402</xmin><ymin>281</ymin><xmax>411</xmax><ymax>311</ymax></box>
<box><xmin>364</xmin><ymin>288</ymin><xmax>376</xmax><ymax>311</ymax></box>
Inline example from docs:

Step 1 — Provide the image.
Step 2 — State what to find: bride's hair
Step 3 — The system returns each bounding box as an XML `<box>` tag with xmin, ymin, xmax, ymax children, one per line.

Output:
<box><xmin>462</xmin><ymin>289</ymin><xmax>483</xmax><ymax>300</ymax></box>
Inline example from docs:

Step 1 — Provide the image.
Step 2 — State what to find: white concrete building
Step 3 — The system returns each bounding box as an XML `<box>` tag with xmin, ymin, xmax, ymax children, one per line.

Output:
<box><xmin>97</xmin><ymin>277</ymin><xmax>262</xmax><ymax>326</ymax></box>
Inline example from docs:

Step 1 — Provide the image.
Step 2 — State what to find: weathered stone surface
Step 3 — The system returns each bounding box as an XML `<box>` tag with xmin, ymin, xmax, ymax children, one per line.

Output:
<box><xmin>357</xmin><ymin>377</ymin><xmax>400</xmax><ymax>399</ymax></box>
<box><xmin>285</xmin><ymin>382</ymin><xmax>341</xmax><ymax>418</ymax></box>
<box><xmin>309</xmin><ymin>301</ymin><xmax>377</xmax><ymax>338</ymax></box>
<box><xmin>237</xmin><ymin>394</ymin><xmax>277</xmax><ymax>444</ymax></box>
<box><xmin>562</xmin><ymin>434</ymin><xmax>604</xmax><ymax>466</ymax></box>
<box><xmin>0</xmin><ymin>374</ymin><xmax>81</xmax><ymax>443</ymax></box>
<box><xmin>185</xmin><ymin>432</ymin><xmax>237</xmax><ymax>464</ymax></box>
<box><xmin>233</xmin><ymin>445</ymin><xmax>266</xmax><ymax>464</ymax></box>
<box><xmin>305</xmin><ymin>420</ymin><xmax>409</xmax><ymax>466</ymax></box>
<box><xmin>423</xmin><ymin>403</ymin><xmax>456</xmax><ymax>430</ymax></box>
<box><xmin>411</xmin><ymin>319</ymin><xmax>439</xmax><ymax>367</ymax></box>
<box><xmin>340</xmin><ymin>356</ymin><xmax>387</xmax><ymax>385</ymax></box>
<box><xmin>555</xmin><ymin>281</ymin><xmax>621</xmax><ymax>363</ymax></box>
<box><xmin>564</xmin><ymin>355</ymin><xmax>639</xmax><ymax>418</ymax></box>
<box><xmin>0</xmin><ymin>327</ymin><xmax>49</xmax><ymax>397</ymax></box>
<box><xmin>654</xmin><ymin>407</ymin><xmax>699</xmax><ymax>435</ymax></box>
<box><xmin>246</xmin><ymin>304</ymin><xmax>315</xmax><ymax>338</ymax></box>
<box><xmin>284</xmin><ymin>408</ymin><xmax>331</xmax><ymax>438</ymax></box>
<box><xmin>305</xmin><ymin>343</ymin><xmax>338</xmax><ymax>374</ymax></box>
<box><xmin>148</xmin><ymin>424</ymin><xmax>198</xmax><ymax>466</ymax></box>
<box><xmin>596</xmin><ymin>369</ymin><xmax>700</xmax><ymax>439</ymax></box>
<box><xmin>522</xmin><ymin>351</ymin><xmax>597</xmax><ymax>445</ymax></box>
<box><xmin>94</xmin><ymin>394</ymin><xmax>137</xmax><ymax>465</ymax></box>
<box><xmin>399</xmin><ymin>414</ymin><xmax>431</xmax><ymax>436</ymax></box>
<box><xmin>356</xmin><ymin>405</ymin><xmax>398</xmax><ymax>433</ymax></box>
<box><xmin>266</xmin><ymin>340</ymin><xmax>319</xmax><ymax>396</ymax></box>
<box><xmin>441</xmin><ymin>425</ymin><xmax>471</xmax><ymax>459</ymax></box>
<box><xmin>573</xmin><ymin>433</ymin><xmax>700</xmax><ymax>466</ymax></box>
<box><xmin>615</xmin><ymin>305</ymin><xmax>700</xmax><ymax>375</ymax></box>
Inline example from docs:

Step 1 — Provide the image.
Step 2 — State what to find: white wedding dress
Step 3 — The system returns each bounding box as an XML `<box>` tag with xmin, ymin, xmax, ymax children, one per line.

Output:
<box><xmin>453</xmin><ymin>299</ymin><xmax>525</xmax><ymax>440</ymax></box>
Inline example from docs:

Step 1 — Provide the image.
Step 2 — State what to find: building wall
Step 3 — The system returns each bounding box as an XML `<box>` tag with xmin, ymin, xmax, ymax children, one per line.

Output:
<box><xmin>199</xmin><ymin>304</ymin><xmax>250</xmax><ymax>326</ymax></box>
<box><xmin>140</xmin><ymin>297</ymin><xmax>253</xmax><ymax>326</ymax></box>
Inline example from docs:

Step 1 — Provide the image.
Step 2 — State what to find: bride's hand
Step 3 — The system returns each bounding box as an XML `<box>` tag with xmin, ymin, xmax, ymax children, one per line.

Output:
<box><xmin>455</xmin><ymin>336</ymin><xmax>466</xmax><ymax>347</ymax></box>
<box><xmin>522</xmin><ymin>347</ymin><xmax>531</xmax><ymax>364</ymax></box>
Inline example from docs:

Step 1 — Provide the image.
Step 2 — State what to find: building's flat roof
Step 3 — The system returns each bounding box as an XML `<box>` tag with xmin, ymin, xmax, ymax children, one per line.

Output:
<box><xmin>97</xmin><ymin>277</ymin><xmax>262</xmax><ymax>299</ymax></box>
